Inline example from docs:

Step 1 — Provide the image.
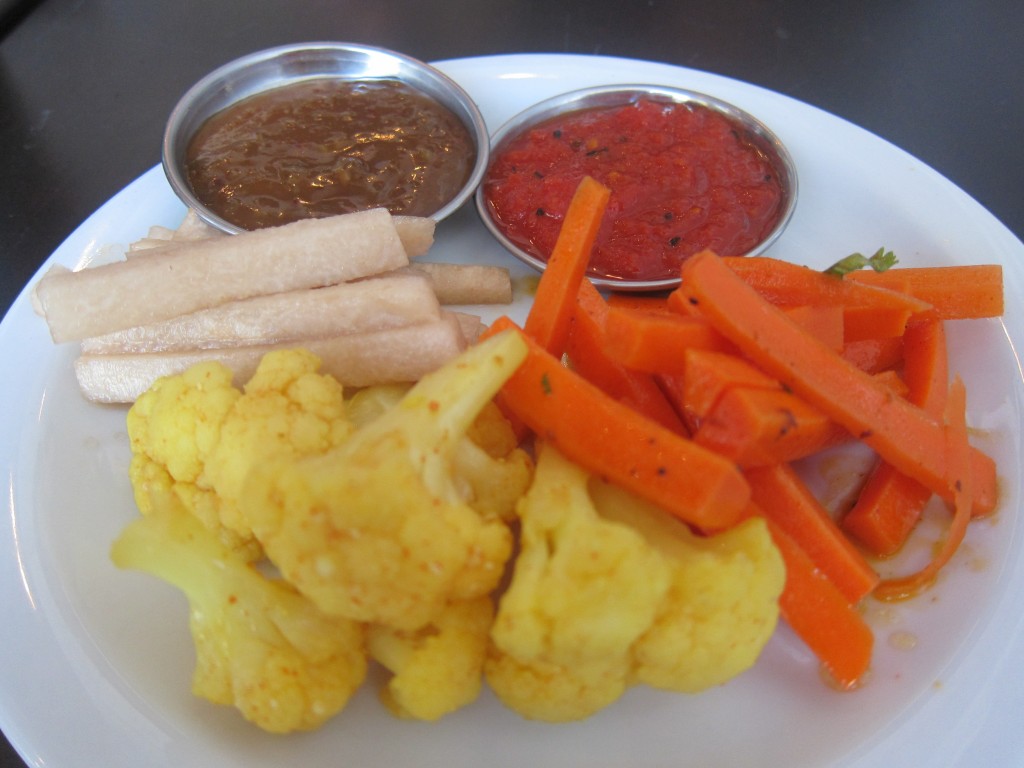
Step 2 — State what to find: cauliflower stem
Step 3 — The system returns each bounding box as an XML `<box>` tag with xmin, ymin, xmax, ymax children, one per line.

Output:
<box><xmin>111</xmin><ymin>491</ymin><xmax>367</xmax><ymax>734</ymax></box>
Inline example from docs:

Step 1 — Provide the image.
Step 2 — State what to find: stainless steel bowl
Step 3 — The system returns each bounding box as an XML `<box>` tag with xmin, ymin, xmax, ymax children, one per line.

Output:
<box><xmin>475</xmin><ymin>84</ymin><xmax>798</xmax><ymax>291</ymax></box>
<box><xmin>163</xmin><ymin>42</ymin><xmax>489</xmax><ymax>233</ymax></box>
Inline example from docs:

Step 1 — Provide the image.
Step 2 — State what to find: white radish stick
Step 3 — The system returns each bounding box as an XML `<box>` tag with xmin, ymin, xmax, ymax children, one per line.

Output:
<box><xmin>80</xmin><ymin>273</ymin><xmax>441</xmax><ymax>354</ymax></box>
<box><xmin>74</xmin><ymin>314</ymin><xmax>467</xmax><ymax>403</ymax></box>
<box><xmin>36</xmin><ymin>208</ymin><xmax>416</xmax><ymax>343</ymax></box>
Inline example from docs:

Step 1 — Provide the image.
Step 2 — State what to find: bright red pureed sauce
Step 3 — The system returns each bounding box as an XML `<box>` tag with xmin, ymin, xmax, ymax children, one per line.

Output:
<box><xmin>481</xmin><ymin>98</ymin><xmax>786</xmax><ymax>283</ymax></box>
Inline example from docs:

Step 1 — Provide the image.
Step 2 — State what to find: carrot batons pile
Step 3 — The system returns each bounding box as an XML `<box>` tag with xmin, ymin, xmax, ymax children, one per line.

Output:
<box><xmin>485</xmin><ymin>176</ymin><xmax>1003</xmax><ymax>690</ymax></box>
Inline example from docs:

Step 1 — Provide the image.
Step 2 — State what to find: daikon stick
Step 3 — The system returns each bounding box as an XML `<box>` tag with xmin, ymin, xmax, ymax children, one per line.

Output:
<box><xmin>74</xmin><ymin>314</ymin><xmax>467</xmax><ymax>403</ymax></box>
<box><xmin>389</xmin><ymin>262</ymin><xmax>513</xmax><ymax>305</ymax></box>
<box><xmin>146</xmin><ymin>225</ymin><xmax>176</xmax><ymax>241</ymax></box>
<box><xmin>174</xmin><ymin>209</ymin><xmax>225</xmax><ymax>241</ymax></box>
<box><xmin>450</xmin><ymin>311</ymin><xmax>485</xmax><ymax>343</ymax></box>
<box><xmin>80</xmin><ymin>273</ymin><xmax>440</xmax><ymax>354</ymax></box>
<box><xmin>127</xmin><ymin>238</ymin><xmax>175</xmax><ymax>252</ymax></box>
<box><xmin>393</xmin><ymin>215</ymin><xmax>436</xmax><ymax>258</ymax></box>
<box><xmin>35</xmin><ymin>208</ymin><xmax>412</xmax><ymax>343</ymax></box>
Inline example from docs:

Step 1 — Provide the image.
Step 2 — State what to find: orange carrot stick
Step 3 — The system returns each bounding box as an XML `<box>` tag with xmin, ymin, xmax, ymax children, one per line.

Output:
<box><xmin>873</xmin><ymin>376</ymin><xmax>974</xmax><ymax>600</ymax></box>
<box><xmin>487</xmin><ymin>315</ymin><xmax>750</xmax><ymax>531</ymax></box>
<box><xmin>846</xmin><ymin>265</ymin><xmax>1004</xmax><ymax>320</ymax></box>
<box><xmin>841</xmin><ymin>336</ymin><xmax>904</xmax><ymax>374</ymax></box>
<box><xmin>900</xmin><ymin>318</ymin><xmax>949</xmax><ymax>405</ymax></box>
<box><xmin>843</xmin><ymin>319</ymin><xmax>949</xmax><ymax>555</ymax></box>
<box><xmin>679</xmin><ymin>348</ymin><xmax>780</xmax><ymax>425</ymax></box>
<box><xmin>568</xmin><ymin>280</ymin><xmax>688</xmax><ymax>434</ymax></box>
<box><xmin>764</xmin><ymin>515</ymin><xmax>874</xmax><ymax>689</ymax></box>
<box><xmin>782</xmin><ymin>304</ymin><xmax>844</xmax><ymax>350</ymax></box>
<box><xmin>666</xmin><ymin>286</ymin><xmax>703</xmax><ymax>318</ymax></box>
<box><xmin>678</xmin><ymin>250</ymin><xmax>996</xmax><ymax>515</ymax></box>
<box><xmin>746</xmin><ymin>463</ymin><xmax>879</xmax><ymax>604</ymax></box>
<box><xmin>691</xmin><ymin>368</ymin><xmax>908</xmax><ymax>467</ymax></box>
<box><xmin>694</xmin><ymin>385</ymin><xmax>850</xmax><ymax>467</ymax></box>
<box><xmin>523</xmin><ymin>176</ymin><xmax>610</xmax><ymax>355</ymax></box>
<box><xmin>842</xmin><ymin>305</ymin><xmax>914</xmax><ymax>342</ymax></box>
<box><xmin>603</xmin><ymin>306</ymin><xmax>736</xmax><ymax>374</ymax></box>
<box><xmin>652</xmin><ymin>372</ymin><xmax>695</xmax><ymax>433</ymax></box>
<box><xmin>606</xmin><ymin>292</ymin><xmax>674</xmax><ymax>315</ymax></box>
<box><xmin>723</xmin><ymin>256</ymin><xmax>933</xmax><ymax>317</ymax></box>
<box><xmin>844</xmin><ymin>466</ymin><xmax>932</xmax><ymax>556</ymax></box>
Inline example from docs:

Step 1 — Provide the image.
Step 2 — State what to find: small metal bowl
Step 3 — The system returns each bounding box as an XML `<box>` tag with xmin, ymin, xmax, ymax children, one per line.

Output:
<box><xmin>475</xmin><ymin>84</ymin><xmax>798</xmax><ymax>291</ymax></box>
<box><xmin>163</xmin><ymin>42</ymin><xmax>489</xmax><ymax>233</ymax></box>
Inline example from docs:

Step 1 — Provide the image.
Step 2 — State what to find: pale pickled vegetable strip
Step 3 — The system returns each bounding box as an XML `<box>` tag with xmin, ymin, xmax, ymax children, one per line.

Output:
<box><xmin>392</xmin><ymin>215</ymin><xmax>436</xmax><ymax>258</ymax></box>
<box><xmin>401</xmin><ymin>262</ymin><xmax>513</xmax><ymax>305</ymax></box>
<box><xmin>449</xmin><ymin>311</ymin><xmax>485</xmax><ymax>344</ymax></box>
<box><xmin>174</xmin><ymin>209</ymin><xmax>226</xmax><ymax>241</ymax></box>
<box><xmin>75</xmin><ymin>315</ymin><xmax>466</xmax><ymax>403</ymax></box>
<box><xmin>80</xmin><ymin>273</ymin><xmax>441</xmax><ymax>354</ymax></box>
<box><xmin>35</xmin><ymin>208</ymin><xmax>412</xmax><ymax>343</ymax></box>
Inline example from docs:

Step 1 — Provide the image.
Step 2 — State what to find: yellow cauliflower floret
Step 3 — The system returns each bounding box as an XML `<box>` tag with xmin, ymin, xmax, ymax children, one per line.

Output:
<box><xmin>116</xmin><ymin>329</ymin><xmax>782</xmax><ymax>732</ymax></box>
<box><xmin>487</xmin><ymin>442</ymin><xmax>784</xmax><ymax>722</ymax></box>
<box><xmin>592</xmin><ymin>480</ymin><xmax>785</xmax><ymax>694</ymax></box>
<box><xmin>465</xmin><ymin>400</ymin><xmax>521</xmax><ymax>459</ymax></box>
<box><xmin>486</xmin><ymin>443</ymin><xmax>672</xmax><ymax>721</ymax></box>
<box><xmin>111</xmin><ymin>491</ymin><xmax>367</xmax><ymax>733</ymax></box>
<box><xmin>240</xmin><ymin>330</ymin><xmax>530</xmax><ymax>631</ymax></box>
<box><xmin>367</xmin><ymin>597</ymin><xmax>493</xmax><ymax>720</ymax></box>
<box><xmin>127</xmin><ymin>360</ymin><xmax>240</xmax><ymax>483</ymax></box>
<box><xmin>126</xmin><ymin>349</ymin><xmax>352</xmax><ymax>560</ymax></box>
<box><xmin>127</xmin><ymin>361</ymin><xmax>251</xmax><ymax>555</ymax></box>
<box><xmin>492</xmin><ymin>443</ymin><xmax>672</xmax><ymax>665</ymax></box>
<box><xmin>202</xmin><ymin>348</ymin><xmax>351</xmax><ymax>538</ymax></box>
<box><xmin>484</xmin><ymin>652</ymin><xmax>629</xmax><ymax>724</ymax></box>
<box><xmin>451</xmin><ymin>428</ymin><xmax>534</xmax><ymax>523</ymax></box>
<box><xmin>345</xmin><ymin>385</ymin><xmax>533</xmax><ymax>522</ymax></box>
<box><xmin>344</xmin><ymin>383</ymin><xmax>410</xmax><ymax>428</ymax></box>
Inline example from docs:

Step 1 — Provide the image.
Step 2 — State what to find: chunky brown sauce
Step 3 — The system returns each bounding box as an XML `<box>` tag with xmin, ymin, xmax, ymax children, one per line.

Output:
<box><xmin>185</xmin><ymin>78</ymin><xmax>476</xmax><ymax>229</ymax></box>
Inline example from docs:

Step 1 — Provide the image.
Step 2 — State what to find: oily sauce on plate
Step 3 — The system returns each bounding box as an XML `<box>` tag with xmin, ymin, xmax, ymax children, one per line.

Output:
<box><xmin>481</xmin><ymin>98</ymin><xmax>785</xmax><ymax>283</ymax></box>
<box><xmin>185</xmin><ymin>78</ymin><xmax>476</xmax><ymax>229</ymax></box>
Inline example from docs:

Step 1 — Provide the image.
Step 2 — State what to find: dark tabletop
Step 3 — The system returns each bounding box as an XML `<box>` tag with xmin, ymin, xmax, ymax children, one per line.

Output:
<box><xmin>1</xmin><ymin>1</ymin><xmax>1022</xmax><ymax>765</ymax></box>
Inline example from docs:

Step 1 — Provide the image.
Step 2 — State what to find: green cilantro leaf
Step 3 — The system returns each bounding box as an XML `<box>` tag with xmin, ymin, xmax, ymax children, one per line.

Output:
<box><xmin>824</xmin><ymin>247</ymin><xmax>898</xmax><ymax>277</ymax></box>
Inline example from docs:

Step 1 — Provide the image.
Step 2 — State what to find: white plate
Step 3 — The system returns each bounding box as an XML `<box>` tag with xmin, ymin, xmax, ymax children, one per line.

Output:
<box><xmin>1</xmin><ymin>53</ymin><xmax>1023</xmax><ymax>768</ymax></box>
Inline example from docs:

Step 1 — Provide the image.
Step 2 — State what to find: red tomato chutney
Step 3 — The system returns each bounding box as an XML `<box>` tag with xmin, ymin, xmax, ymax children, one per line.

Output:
<box><xmin>481</xmin><ymin>98</ymin><xmax>786</xmax><ymax>283</ymax></box>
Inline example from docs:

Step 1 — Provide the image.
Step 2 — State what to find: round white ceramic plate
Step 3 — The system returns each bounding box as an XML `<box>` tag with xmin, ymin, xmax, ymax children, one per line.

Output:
<box><xmin>1</xmin><ymin>53</ymin><xmax>1022</xmax><ymax>768</ymax></box>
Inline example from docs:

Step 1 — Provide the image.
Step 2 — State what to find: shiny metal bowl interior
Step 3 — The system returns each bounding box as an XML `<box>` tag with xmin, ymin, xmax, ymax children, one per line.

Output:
<box><xmin>475</xmin><ymin>84</ymin><xmax>798</xmax><ymax>291</ymax></box>
<box><xmin>163</xmin><ymin>42</ymin><xmax>490</xmax><ymax>233</ymax></box>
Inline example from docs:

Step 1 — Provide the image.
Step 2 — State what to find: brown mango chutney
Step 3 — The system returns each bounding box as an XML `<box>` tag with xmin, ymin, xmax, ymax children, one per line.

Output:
<box><xmin>184</xmin><ymin>78</ymin><xmax>476</xmax><ymax>229</ymax></box>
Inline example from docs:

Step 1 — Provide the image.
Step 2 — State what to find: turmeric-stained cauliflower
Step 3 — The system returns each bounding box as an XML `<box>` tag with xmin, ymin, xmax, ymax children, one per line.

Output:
<box><xmin>202</xmin><ymin>348</ymin><xmax>351</xmax><ymax>539</ymax></box>
<box><xmin>126</xmin><ymin>361</ymin><xmax>246</xmax><ymax>552</ymax></box>
<box><xmin>486</xmin><ymin>443</ymin><xmax>784</xmax><ymax>722</ymax></box>
<box><xmin>490</xmin><ymin>444</ymin><xmax>672</xmax><ymax>664</ymax></box>
<box><xmin>367</xmin><ymin>597</ymin><xmax>494</xmax><ymax>721</ymax></box>
<box><xmin>592</xmin><ymin>479</ymin><xmax>785</xmax><ymax>694</ymax></box>
<box><xmin>126</xmin><ymin>349</ymin><xmax>350</xmax><ymax>559</ymax></box>
<box><xmin>115</xmin><ymin>329</ymin><xmax>785</xmax><ymax>732</ymax></box>
<box><xmin>451</xmin><ymin>400</ymin><xmax>534</xmax><ymax>522</ymax></box>
<box><xmin>240</xmin><ymin>330</ymin><xmax>531</xmax><ymax>631</ymax></box>
<box><xmin>111</xmin><ymin>490</ymin><xmax>366</xmax><ymax>734</ymax></box>
<box><xmin>484</xmin><ymin>653</ymin><xmax>632</xmax><ymax>724</ymax></box>
<box><xmin>116</xmin><ymin>334</ymin><xmax>534</xmax><ymax>729</ymax></box>
<box><xmin>344</xmin><ymin>385</ymin><xmax>533</xmax><ymax>522</ymax></box>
